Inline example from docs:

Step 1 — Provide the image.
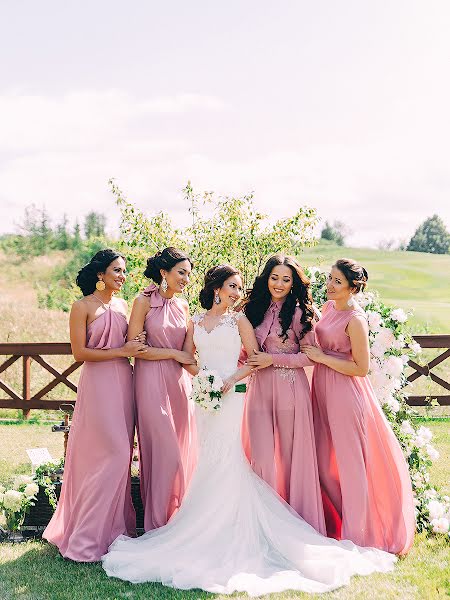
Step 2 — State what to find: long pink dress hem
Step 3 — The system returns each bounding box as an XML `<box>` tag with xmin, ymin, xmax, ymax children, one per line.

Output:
<box><xmin>312</xmin><ymin>301</ymin><xmax>415</xmax><ymax>554</ymax></box>
<box><xmin>43</xmin><ymin>308</ymin><xmax>135</xmax><ymax>562</ymax></box>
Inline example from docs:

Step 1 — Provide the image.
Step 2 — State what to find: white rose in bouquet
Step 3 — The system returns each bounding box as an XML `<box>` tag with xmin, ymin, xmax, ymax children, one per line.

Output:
<box><xmin>191</xmin><ymin>369</ymin><xmax>223</xmax><ymax>411</ymax></box>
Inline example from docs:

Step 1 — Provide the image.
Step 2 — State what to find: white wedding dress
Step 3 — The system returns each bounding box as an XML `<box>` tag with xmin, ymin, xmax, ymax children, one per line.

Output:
<box><xmin>102</xmin><ymin>312</ymin><xmax>397</xmax><ymax>596</ymax></box>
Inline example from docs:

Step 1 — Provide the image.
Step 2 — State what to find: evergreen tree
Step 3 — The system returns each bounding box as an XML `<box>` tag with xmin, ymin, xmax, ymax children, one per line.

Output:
<box><xmin>84</xmin><ymin>212</ymin><xmax>106</xmax><ymax>239</ymax></box>
<box><xmin>407</xmin><ymin>214</ymin><xmax>450</xmax><ymax>254</ymax></box>
<box><xmin>320</xmin><ymin>220</ymin><xmax>348</xmax><ymax>246</ymax></box>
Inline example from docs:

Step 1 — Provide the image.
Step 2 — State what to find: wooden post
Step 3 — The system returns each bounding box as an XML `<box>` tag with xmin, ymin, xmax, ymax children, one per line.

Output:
<box><xmin>22</xmin><ymin>356</ymin><xmax>31</xmax><ymax>419</ymax></box>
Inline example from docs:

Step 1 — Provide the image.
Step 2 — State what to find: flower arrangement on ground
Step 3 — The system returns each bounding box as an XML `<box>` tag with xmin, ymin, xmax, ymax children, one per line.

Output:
<box><xmin>0</xmin><ymin>475</ymin><xmax>38</xmax><ymax>533</ymax></box>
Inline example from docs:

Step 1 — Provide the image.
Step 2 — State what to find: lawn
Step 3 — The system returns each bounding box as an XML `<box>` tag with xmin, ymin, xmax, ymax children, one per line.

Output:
<box><xmin>0</xmin><ymin>421</ymin><xmax>449</xmax><ymax>600</ymax></box>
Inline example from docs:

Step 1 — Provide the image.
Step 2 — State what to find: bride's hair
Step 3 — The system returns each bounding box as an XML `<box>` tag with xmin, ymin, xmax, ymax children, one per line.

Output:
<box><xmin>199</xmin><ymin>264</ymin><xmax>241</xmax><ymax>309</ymax></box>
<box><xmin>244</xmin><ymin>254</ymin><xmax>313</xmax><ymax>341</ymax></box>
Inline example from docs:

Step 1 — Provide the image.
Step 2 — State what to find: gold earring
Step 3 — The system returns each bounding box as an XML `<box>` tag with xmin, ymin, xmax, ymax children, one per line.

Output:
<box><xmin>96</xmin><ymin>280</ymin><xmax>106</xmax><ymax>291</ymax></box>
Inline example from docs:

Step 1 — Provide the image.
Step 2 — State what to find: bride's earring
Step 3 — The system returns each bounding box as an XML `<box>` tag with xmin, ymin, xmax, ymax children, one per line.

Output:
<box><xmin>214</xmin><ymin>291</ymin><xmax>221</xmax><ymax>305</ymax></box>
<box><xmin>160</xmin><ymin>276</ymin><xmax>168</xmax><ymax>293</ymax></box>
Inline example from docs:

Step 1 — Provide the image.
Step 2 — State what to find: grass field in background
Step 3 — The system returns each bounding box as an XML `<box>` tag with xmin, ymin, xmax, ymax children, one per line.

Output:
<box><xmin>300</xmin><ymin>242</ymin><xmax>450</xmax><ymax>333</ymax></box>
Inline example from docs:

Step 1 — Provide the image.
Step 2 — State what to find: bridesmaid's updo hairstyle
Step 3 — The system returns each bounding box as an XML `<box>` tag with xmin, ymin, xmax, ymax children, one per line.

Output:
<box><xmin>244</xmin><ymin>254</ymin><xmax>314</xmax><ymax>341</ymax></box>
<box><xmin>334</xmin><ymin>258</ymin><xmax>368</xmax><ymax>293</ymax></box>
<box><xmin>199</xmin><ymin>264</ymin><xmax>241</xmax><ymax>309</ymax></box>
<box><xmin>144</xmin><ymin>247</ymin><xmax>193</xmax><ymax>283</ymax></box>
<box><xmin>76</xmin><ymin>249</ymin><xmax>125</xmax><ymax>296</ymax></box>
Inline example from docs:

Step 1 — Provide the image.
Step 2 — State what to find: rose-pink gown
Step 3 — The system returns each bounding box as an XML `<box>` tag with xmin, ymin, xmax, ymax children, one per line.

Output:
<box><xmin>312</xmin><ymin>301</ymin><xmax>415</xmax><ymax>554</ymax></box>
<box><xmin>43</xmin><ymin>308</ymin><xmax>136</xmax><ymax>562</ymax></box>
<box><xmin>242</xmin><ymin>301</ymin><xmax>326</xmax><ymax>535</ymax></box>
<box><xmin>134</xmin><ymin>284</ymin><xmax>197</xmax><ymax>531</ymax></box>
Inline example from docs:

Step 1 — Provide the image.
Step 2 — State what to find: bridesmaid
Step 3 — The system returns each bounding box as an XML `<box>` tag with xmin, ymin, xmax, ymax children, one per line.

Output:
<box><xmin>43</xmin><ymin>249</ymin><xmax>147</xmax><ymax>562</ymax></box>
<box><xmin>128</xmin><ymin>247</ymin><xmax>197</xmax><ymax>531</ymax></box>
<box><xmin>303</xmin><ymin>258</ymin><xmax>415</xmax><ymax>554</ymax></box>
<box><xmin>242</xmin><ymin>254</ymin><xmax>326</xmax><ymax>534</ymax></box>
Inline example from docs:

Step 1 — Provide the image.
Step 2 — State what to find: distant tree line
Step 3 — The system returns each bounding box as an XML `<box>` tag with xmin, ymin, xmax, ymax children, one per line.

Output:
<box><xmin>0</xmin><ymin>206</ymin><xmax>107</xmax><ymax>257</ymax></box>
<box><xmin>320</xmin><ymin>214</ymin><xmax>450</xmax><ymax>255</ymax></box>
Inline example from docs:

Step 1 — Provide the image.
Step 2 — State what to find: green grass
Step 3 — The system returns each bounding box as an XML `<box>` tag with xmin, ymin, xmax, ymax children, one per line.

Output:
<box><xmin>0</xmin><ymin>422</ymin><xmax>449</xmax><ymax>599</ymax></box>
<box><xmin>299</xmin><ymin>242</ymin><xmax>450</xmax><ymax>333</ymax></box>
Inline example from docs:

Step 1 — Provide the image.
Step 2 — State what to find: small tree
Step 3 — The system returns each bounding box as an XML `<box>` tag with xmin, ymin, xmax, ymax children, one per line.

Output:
<box><xmin>320</xmin><ymin>220</ymin><xmax>349</xmax><ymax>246</ymax></box>
<box><xmin>84</xmin><ymin>212</ymin><xmax>106</xmax><ymax>239</ymax></box>
<box><xmin>110</xmin><ymin>180</ymin><xmax>318</xmax><ymax>310</ymax></box>
<box><xmin>407</xmin><ymin>214</ymin><xmax>450</xmax><ymax>254</ymax></box>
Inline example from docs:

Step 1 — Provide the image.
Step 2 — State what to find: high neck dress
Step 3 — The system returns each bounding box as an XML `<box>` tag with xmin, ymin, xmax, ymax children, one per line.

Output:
<box><xmin>312</xmin><ymin>301</ymin><xmax>415</xmax><ymax>554</ymax></box>
<box><xmin>43</xmin><ymin>307</ymin><xmax>135</xmax><ymax>562</ymax></box>
<box><xmin>242</xmin><ymin>300</ymin><xmax>326</xmax><ymax>535</ymax></box>
<box><xmin>134</xmin><ymin>284</ymin><xmax>197</xmax><ymax>531</ymax></box>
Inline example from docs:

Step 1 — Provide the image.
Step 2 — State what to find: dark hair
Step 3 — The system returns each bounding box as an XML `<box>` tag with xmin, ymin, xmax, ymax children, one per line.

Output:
<box><xmin>76</xmin><ymin>249</ymin><xmax>125</xmax><ymax>296</ymax></box>
<box><xmin>244</xmin><ymin>254</ymin><xmax>313</xmax><ymax>341</ymax></box>
<box><xmin>333</xmin><ymin>258</ymin><xmax>368</xmax><ymax>292</ymax></box>
<box><xmin>143</xmin><ymin>247</ymin><xmax>193</xmax><ymax>283</ymax></box>
<box><xmin>199</xmin><ymin>264</ymin><xmax>241</xmax><ymax>309</ymax></box>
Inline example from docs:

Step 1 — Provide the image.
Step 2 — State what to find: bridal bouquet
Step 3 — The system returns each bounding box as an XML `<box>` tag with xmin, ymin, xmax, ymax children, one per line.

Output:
<box><xmin>191</xmin><ymin>369</ymin><xmax>223</xmax><ymax>411</ymax></box>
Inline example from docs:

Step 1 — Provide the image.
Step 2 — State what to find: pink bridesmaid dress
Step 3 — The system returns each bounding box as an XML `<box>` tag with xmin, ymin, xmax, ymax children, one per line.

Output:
<box><xmin>134</xmin><ymin>284</ymin><xmax>197</xmax><ymax>531</ymax></box>
<box><xmin>242</xmin><ymin>301</ymin><xmax>326</xmax><ymax>535</ymax></box>
<box><xmin>43</xmin><ymin>308</ymin><xmax>136</xmax><ymax>562</ymax></box>
<box><xmin>312</xmin><ymin>301</ymin><xmax>415</xmax><ymax>554</ymax></box>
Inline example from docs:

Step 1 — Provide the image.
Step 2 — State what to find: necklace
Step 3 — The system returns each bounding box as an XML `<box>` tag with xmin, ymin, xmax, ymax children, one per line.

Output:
<box><xmin>92</xmin><ymin>293</ymin><xmax>112</xmax><ymax>310</ymax></box>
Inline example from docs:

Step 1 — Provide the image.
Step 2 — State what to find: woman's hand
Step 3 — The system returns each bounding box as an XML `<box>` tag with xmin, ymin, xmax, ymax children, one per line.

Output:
<box><xmin>121</xmin><ymin>340</ymin><xmax>148</xmax><ymax>357</ymax></box>
<box><xmin>246</xmin><ymin>350</ymin><xmax>273</xmax><ymax>370</ymax></box>
<box><xmin>301</xmin><ymin>344</ymin><xmax>325</xmax><ymax>363</ymax></box>
<box><xmin>133</xmin><ymin>331</ymin><xmax>147</xmax><ymax>343</ymax></box>
<box><xmin>172</xmin><ymin>350</ymin><xmax>197</xmax><ymax>365</ymax></box>
<box><xmin>221</xmin><ymin>375</ymin><xmax>237</xmax><ymax>395</ymax></box>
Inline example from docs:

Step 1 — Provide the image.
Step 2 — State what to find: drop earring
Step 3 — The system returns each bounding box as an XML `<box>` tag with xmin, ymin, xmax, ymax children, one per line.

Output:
<box><xmin>214</xmin><ymin>291</ymin><xmax>221</xmax><ymax>305</ymax></box>
<box><xmin>160</xmin><ymin>276</ymin><xmax>168</xmax><ymax>293</ymax></box>
<box><xmin>347</xmin><ymin>294</ymin><xmax>355</xmax><ymax>307</ymax></box>
<box><xmin>96</xmin><ymin>279</ymin><xmax>106</xmax><ymax>291</ymax></box>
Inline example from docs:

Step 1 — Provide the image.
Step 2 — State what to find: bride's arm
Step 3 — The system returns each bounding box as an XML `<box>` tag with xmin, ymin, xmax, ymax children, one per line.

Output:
<box><xmin>182</xmin><ymin>320</ymin><xmax>200</xmax><ymax>376</ymax></box>
<box><xmin>221</xmin><ymin>315</ymin><xmax>257</xmax><ymax>393</ymax></box>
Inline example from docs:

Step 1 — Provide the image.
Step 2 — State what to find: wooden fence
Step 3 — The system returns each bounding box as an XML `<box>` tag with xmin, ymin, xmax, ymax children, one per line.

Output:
<box><xmin>0</xmin><ymin>336</ymin><xmax>449</xmax><ymax>418</ymax></box>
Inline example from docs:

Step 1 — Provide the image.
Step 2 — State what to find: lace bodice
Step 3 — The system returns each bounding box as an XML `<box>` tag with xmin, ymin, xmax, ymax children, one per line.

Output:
<box><xmin>192</xmin><ymin>312</ymin><xmax>243</xmax><ymax>380</ymax></box>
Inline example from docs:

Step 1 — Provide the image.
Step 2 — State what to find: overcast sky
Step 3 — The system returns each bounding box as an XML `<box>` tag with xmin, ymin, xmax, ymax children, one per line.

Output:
<box><xmin>1</xmin><ymin>0</ymin><xmax>449</xmax><ymax>246</ymax></box>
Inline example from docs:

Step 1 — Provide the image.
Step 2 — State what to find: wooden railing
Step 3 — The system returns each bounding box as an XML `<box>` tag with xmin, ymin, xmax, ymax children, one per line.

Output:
<box><xmin>0</xmin><ymin>343</ymin><xmax>81</xmax><ymax>418</ymax></box>
<box><xmin>405</xmin><ymin>335</ymin><xmax>450</xmax><ymax>406</ymax></box>
<box><xmin>0</xmin><ymin>336</ymin><xmax>449</xmax><ymax>417</ymax></box>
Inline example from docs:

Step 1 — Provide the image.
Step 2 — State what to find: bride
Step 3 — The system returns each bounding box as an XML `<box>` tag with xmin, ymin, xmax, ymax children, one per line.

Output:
<box><xmin>102</xmin><ymin>264</ymin><xmax>397</xmax><ymax>596</ymax></box>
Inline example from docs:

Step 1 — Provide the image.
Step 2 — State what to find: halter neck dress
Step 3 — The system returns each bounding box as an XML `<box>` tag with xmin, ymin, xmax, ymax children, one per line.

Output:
<box><xmin>43</xmin><ymin>307</ymin><xmax>135</xmax><ymax>561</ymax></box>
